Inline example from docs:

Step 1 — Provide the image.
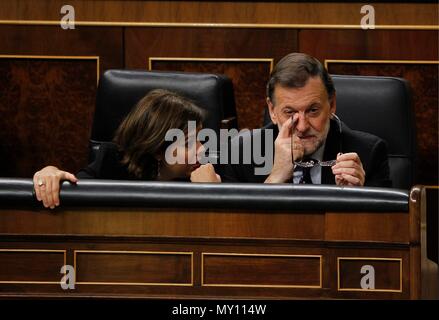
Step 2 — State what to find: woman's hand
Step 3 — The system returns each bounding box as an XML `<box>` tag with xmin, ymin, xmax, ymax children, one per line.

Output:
<box><xmin>33</xmin><ymin>166</ymin><xmax>78</xmax><ymax>209</ymax></box>
<box><xmin>190</xmin><ymin>163</ymin><xmax>221</xmax><ymax>183</ymax></box>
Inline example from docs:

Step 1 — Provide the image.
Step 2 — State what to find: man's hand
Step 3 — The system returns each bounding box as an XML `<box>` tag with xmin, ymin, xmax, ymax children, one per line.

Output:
<box><xmin>265</xmin><ymin>114</ymin><xmax>304</xmax><ymax>183</ymax></box>
<box><xmin>33</xmin><ymin>166</ymin><xmax>78</xmax><ymax>209</ymax></box>
<box><xmin>190</xmin><ymin>163</ymin><xmax>221</xmax><ymax>183</ymax></box>
<box><xmin>332</xmin><ymin>152</ymin><xmax>365</xmax><ymax>186</ymax></box>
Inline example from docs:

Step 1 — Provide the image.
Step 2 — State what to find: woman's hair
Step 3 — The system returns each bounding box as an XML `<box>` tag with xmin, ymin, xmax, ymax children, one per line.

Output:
<box><xmin>113</xmin><ymin>89</ymin><xmax>204</xmax><ymax>179</ymax></box>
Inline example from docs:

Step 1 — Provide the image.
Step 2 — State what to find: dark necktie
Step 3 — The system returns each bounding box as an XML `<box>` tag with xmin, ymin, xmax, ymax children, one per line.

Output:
<box><xmin>300</xmin><ymin>167</ymin><xmax>313</xmax><ymax>184</ymax></box>
<box><xmin>299</xmin><ymin>158</ymin><xmax>315</xmax><ymax>184</ymax></box>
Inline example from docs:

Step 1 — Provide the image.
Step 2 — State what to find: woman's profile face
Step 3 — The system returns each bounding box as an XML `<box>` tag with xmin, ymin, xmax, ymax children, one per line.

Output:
<box><xmin>160</xmin><ymin>126</ymin><xmax>205</xmax><ymax>180</ymax></box>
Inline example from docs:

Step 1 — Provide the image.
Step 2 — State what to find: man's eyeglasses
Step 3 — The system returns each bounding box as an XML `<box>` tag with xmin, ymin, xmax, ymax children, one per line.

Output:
<box><xmin>294</xmin><ymin>159</ymin><xmax>337</xmax><ymax>168</ymax></box>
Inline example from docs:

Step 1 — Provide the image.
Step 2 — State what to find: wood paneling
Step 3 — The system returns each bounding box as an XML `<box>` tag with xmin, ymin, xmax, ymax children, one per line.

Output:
<box><xmin>0</xmin><ymin>208</ymin><xmax>326</xmax><ymax>240</ymax></box>
<box><xmin>202</xmin><ymin>253</ymin><xmax>321</xmax><ymax>287</ymax></box>
<box><xmin>0</xmin><ymin>26</ymin><xmax>123</xmax><ymax>177</ymax></box>
<box><xmin>338</xmin><ymin>258</ymin><xmax>401</xmax><ymax>291</ymax></box>
<box><xmin>151</xmin><ymin>59</ymin><xmax>272</xmax><ymax>129</ymax></box>
<box><xmin>299</xmin><ymin>30</ymin><xmax>438</xmax><ymax>61</ymax></box>
<box><xmin>75</xmin><ymin>251</ymin><xmax>192</xmax><ymax>285</ymax></box>
<box><xmin>325</xmin><ymin>212</ymin><xmax>409</xmax><ymax>243</ymax></box>
<box><xmin>0</xmin><ymin>250</ymin><xmax>65</xmax><ymax>283</ymax></box>
<box><xmin>0</xmin><ymin>1</ymin><xmax>437</xmax><ymax>26</ymax></box>
<box><xmin>125</xmin><ymin>27</ymin><xmax>296</xmax><ymax>67</ymax></box>
<box><xmin>0</xmin><ymin>57</ymin><xmax>97</xmax><ymax>177</ymax></box>
<box><xmin>0</xmin><ymin>197</ymin><xmax>421</xmax><ymax>299</ymax></box>
<box><xmin>0</xmin><ymin>25</ymin><xmax>124</xmax><ymax>76</ymax></box>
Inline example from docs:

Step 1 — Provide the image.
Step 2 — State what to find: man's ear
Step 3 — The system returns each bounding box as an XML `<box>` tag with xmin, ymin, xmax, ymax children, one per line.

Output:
<box><xmin>267</xmin><ymin>98</ymin><xmax>278</xmax><ymax>125</ymax></box>
<box><xmin>329</xmin><ymin>93</ymin><xmax>337</xmax><ymax>115</ymax></box>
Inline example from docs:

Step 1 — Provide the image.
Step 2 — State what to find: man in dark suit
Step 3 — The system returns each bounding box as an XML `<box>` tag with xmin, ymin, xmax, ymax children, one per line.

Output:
<box><xmin>221</xmin><ymin>53</ymin><xmax>391</xmax><ymax>187</ymax></box>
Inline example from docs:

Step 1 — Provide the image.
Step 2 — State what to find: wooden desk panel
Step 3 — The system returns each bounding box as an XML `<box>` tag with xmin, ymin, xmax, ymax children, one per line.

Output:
<box><xmin>0</xmin><ymin>186</ymin><xmax>433</xmax><ymax>299</ymax></box>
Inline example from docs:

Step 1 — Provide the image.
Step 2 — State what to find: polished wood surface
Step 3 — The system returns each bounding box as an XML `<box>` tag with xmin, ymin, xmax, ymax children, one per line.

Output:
<box><xmin>0</xmin><ymin>250</ymin><xmax>65</xmax><ymax>282</ymax></box>
<box><xmin>203</xmin><ymin>254</ymin><xmax>321</xmax><ymax>287</ymax></box>
<box><xmin>0</xmin><ymin>187</ymin><xmax>432</xmax><ymax>299</ymax></box>
<box><xmin>0</xmin><ymin>1</ymin><xmax>437</xmax><ymax>26</ymax></box>
<box><xmin>75</xmin><ymin>251</ymin><xmax>192</xmax><ymax>285</ymax></box>
<box><xmin>126</xmin><ymin>27</ymin><xmax>296</xmax><ymax>129</ymax></box>
<box><xmin>0</xmin><ymin>57</ymin><xmax>97</xmax><ymax>177</ymax></box>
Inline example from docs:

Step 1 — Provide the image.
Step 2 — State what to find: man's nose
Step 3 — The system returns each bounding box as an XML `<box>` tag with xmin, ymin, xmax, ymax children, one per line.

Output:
<box><xmin>295</xmin><ymin>113</ymin><xmax>309</xmax><ymax>133</ymax></box>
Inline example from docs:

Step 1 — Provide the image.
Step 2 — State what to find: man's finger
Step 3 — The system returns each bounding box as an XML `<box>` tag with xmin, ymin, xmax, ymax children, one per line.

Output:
<box><xmin>341</xmin><ymin>173</ymin><xmax>361</xmax><ymax>185</ymax></box>
<box><xmin>337</xmin><ymin>152</ymin><xmax>361</xmax><ymax>163</ymax></box>
<box><xmin>332</xmin><ymin>167</ymin><xmax>357</xmax><ymax>176</ymax></box>
<box><xmin>278</xmin><ymin>115</ymin><xmax>295</xmax><ymax>139</ymax></box>
<box><xmin>332</xmin><ymin>160</ymin><xmax>360</xmax><ymax>170</ymax></box>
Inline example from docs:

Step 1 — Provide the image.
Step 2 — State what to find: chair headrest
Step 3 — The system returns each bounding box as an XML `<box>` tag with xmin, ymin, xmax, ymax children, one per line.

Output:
<box><xmin>91</xmin><ymin>69</ymin><xmax>236</xmax><ymax>143</ymax></box>
<box><xmin>330</xmin><ymin>75</ymin><xmax>415</xmax><ymax>157</ymax></box>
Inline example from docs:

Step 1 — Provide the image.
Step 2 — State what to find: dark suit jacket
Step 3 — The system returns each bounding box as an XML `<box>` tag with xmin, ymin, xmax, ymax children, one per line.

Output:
<box><xmin>76</xmin><ymin>143</ymin><xmax>189</xmax><ymax>182</ymax></box>
<box><xmin>220</xmin><ymin>119</ymin><xmax>392</xmax><ymax>187</ymax></box>
<box><xmin>76</xmin><ymin>143</ymin><xmax>134</xmax><ymax>179</ymax></box>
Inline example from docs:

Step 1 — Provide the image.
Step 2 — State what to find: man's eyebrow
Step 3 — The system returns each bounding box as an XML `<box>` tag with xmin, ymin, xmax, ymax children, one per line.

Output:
<box><xmin>307</xmin><ymin>102</ymin><xmax>322</xmax><ymax>109</ymax></box>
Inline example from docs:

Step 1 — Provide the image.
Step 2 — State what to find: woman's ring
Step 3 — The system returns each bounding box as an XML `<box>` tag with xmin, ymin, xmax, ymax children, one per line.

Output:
<box><xmin>37</xmin><ymin>179</ymin><xmax>45</xmax><ymax>187</ymax></box>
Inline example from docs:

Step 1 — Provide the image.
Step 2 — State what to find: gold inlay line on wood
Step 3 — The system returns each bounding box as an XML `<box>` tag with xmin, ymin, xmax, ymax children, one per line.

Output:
<box><xmin>201</xmin><ymin>252</ymin><xmax>323</xmax><ymax>289</ymax></box>
<box><xmin>0</xmin><ymin>54</ymin><xmax>100</xmax><ymax>84</ymax></box>
<box><xmin>0</xmin><ymin>249</ymin><xmax>66</xmax><ymax>285</ymax></box>
<box><xmin>337</xmin><ymin>257</ymin><xmax>403</xmax><ymax>293</ymax></box>
<box><xmin>148</xmin><ymin>57</ymin><xmax>274</xmax><ymax>73</ymax></box>
<box><xmin>325</xmin><ymin>59</ymin><xmax>439</xmax><ymax>69</ymax></box>
<box><xmin>0</xmin><ymin>20</ymin><xmax>437</xmax><ymax>30</ymax></box>
<box><xmin>74</xmin><ymin>250</ymin><xmax>194</xmax><ymax>286</ymax></box>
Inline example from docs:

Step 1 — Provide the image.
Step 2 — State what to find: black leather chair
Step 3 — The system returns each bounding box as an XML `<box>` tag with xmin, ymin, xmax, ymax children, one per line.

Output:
<box><xmin>264</xmin><ymin>75</ymin><xmax>416</xmax><ymax>189</ymax></box>
<box><xmin>89</xmin><ymin>69</ymin><xmax>237</xmax><ymax>161</ymax></box>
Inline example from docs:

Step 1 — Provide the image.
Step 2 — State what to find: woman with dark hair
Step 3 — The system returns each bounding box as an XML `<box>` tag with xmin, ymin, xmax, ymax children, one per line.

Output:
<box><xmin>33</xmin><ymin>89</ymin><xmax>221</xmax><ymax>209</ymax></box>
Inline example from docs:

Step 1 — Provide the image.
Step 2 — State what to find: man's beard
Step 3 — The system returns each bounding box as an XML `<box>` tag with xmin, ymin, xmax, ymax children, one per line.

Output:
<box><xmin>301</xmin><ymin>118</ymin><xmax>331</xmax><ymax>156</ymax></box>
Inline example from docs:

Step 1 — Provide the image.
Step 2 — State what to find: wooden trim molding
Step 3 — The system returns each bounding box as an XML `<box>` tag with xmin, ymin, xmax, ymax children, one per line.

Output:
<box><xmin>325</xmin><ymin>59</ymin><xmax>439</xmax><ymax>69</ymax></box>
<box><xmin>0</xmin><ymin>20</ymin><xmax>438</xmax><ymax>30</ymax></box>
<box><xmin>337</xmin><ymin>257</ymin><xmax>403</xmax><ymax>293</ymax></box>
<box><xmin>201</xmin><ymin>252</ymin><xmax>323</xmax><ymax>289</ymax></box>
<box><xmin>73</xmin><ymin>250</ymin><xmax>194</xmax><ymax>286</ymax></box>
<box><xmin>148</xmin><ymin>57</ymin><xmax>274</xmax><ymax>72</ymax></box>
<box><xmin>0</xmin><ymin>249</ymin><xmax>66</xmax><ymax>285</ymax></box>
<box><xmin>0</xmin><ymin>54</ymin><xmax>100</xmax><ymax>84</ymax></box>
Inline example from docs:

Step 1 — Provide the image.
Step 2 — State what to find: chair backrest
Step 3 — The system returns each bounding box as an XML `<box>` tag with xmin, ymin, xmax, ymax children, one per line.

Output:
<box><xmin>263</xmin><ymin>75</ymin><xmax>416</xmax><ymax>189</ymax></box>
<box><xmin>90</xmin><ymin>69</ymin><xmax>237</xmax><ymax>159</ymax></box>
